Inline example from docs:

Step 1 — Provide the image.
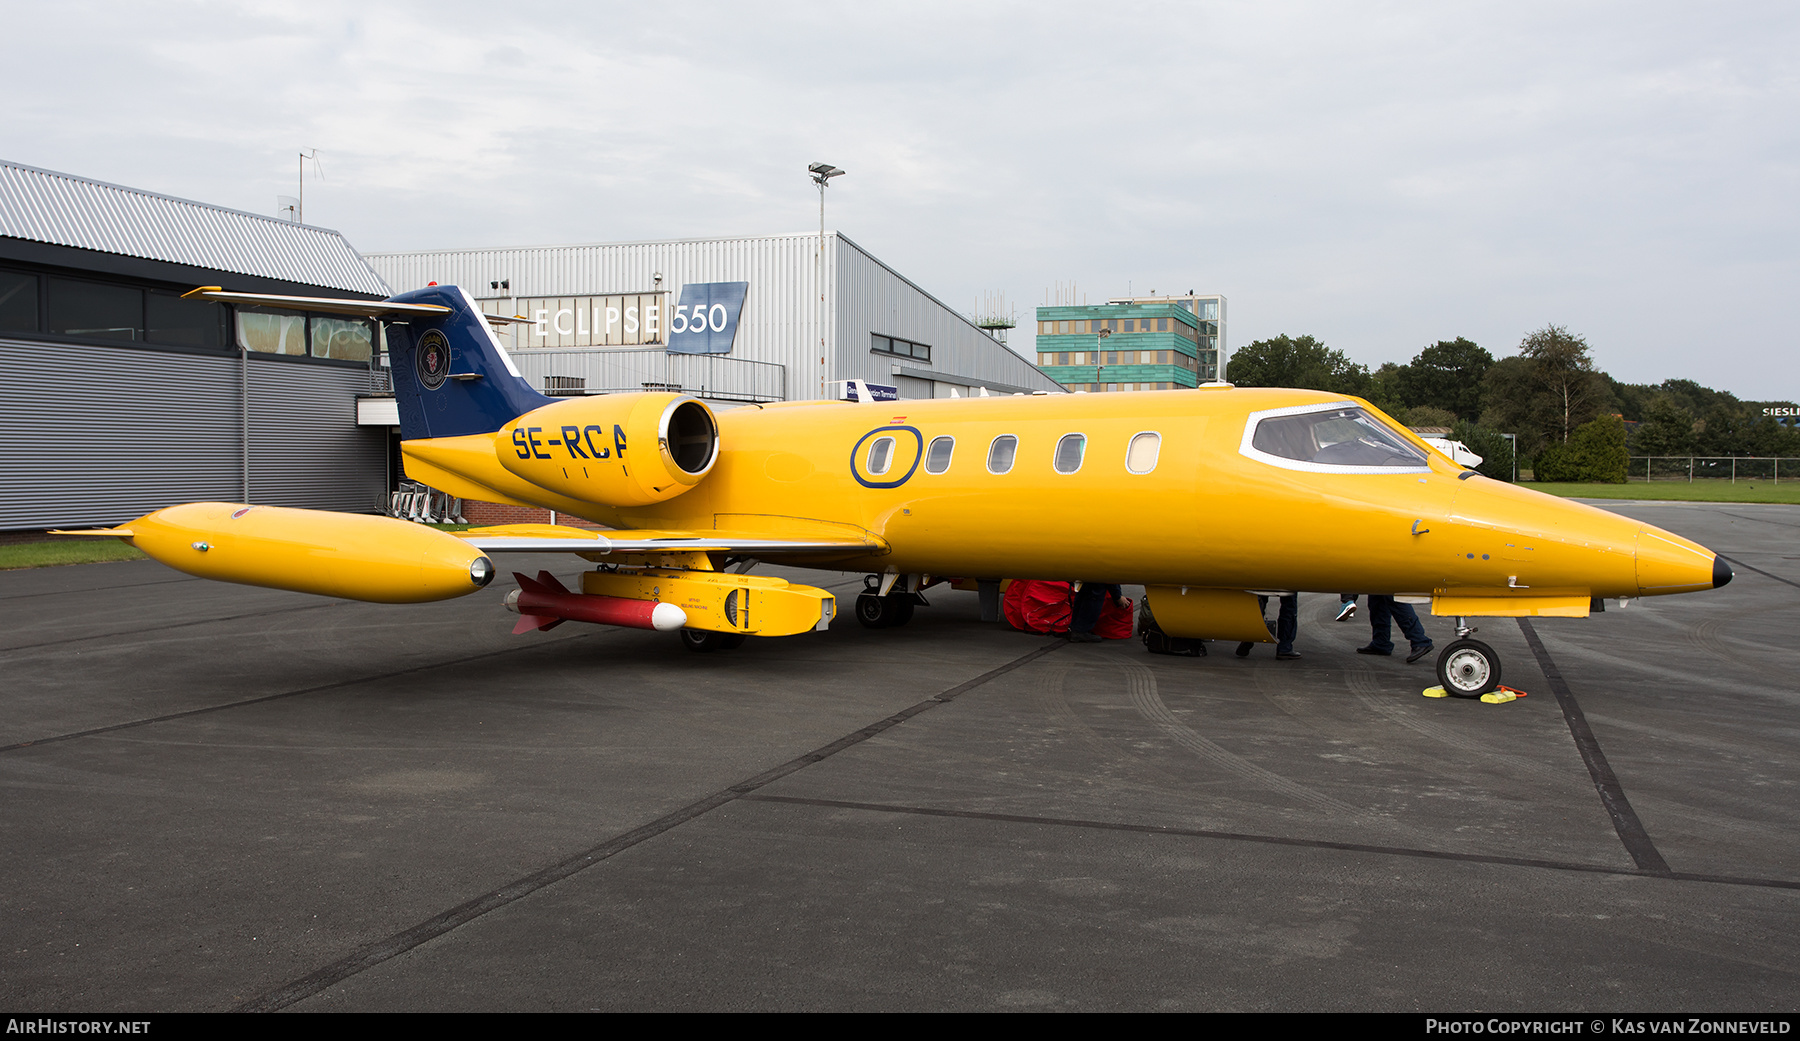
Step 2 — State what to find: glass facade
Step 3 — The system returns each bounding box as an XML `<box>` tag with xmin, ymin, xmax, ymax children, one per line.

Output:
<box><xmin>1031</xmin><ymin>295</ymin><xmax>1225</xmax><ymax>392</ymax></box>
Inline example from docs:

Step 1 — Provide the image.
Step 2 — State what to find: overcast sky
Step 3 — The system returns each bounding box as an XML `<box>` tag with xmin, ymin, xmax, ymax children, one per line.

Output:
<box><xmin>8</xmin><ymin>1</ymin><xmax>1796</xmax><ymax>399</ymax></box>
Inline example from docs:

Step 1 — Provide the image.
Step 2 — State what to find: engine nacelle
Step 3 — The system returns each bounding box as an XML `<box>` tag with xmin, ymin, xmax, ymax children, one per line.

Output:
<box><xmin>496</xmin><ymin>392</ymin><xmax>719</xmax><ymax>507</ymax></box>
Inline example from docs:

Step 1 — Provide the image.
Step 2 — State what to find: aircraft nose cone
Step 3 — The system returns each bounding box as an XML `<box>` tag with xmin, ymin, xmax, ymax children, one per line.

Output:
<box><xmin>1635</xmin><ymin>525</ymin><xmax>1720</xmax><ymax>596</ymax></box>
<box><xmin>1713</xmin><ymin>555</ymin><xmax>1733</xmax><ymax>589</ymax></box>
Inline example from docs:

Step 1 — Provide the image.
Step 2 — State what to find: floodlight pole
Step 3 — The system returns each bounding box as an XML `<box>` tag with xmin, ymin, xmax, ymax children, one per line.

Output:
<box><xmin>809</xmin><ymin>163</ymin><xmax>845</xmax><ymax>399</ymax></box>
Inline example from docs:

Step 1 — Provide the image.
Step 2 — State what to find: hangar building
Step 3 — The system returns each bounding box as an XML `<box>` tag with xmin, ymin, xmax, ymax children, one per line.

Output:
<box><xmin>364</xmin><ymin>233</ymin><xmax>1058</xmax><ymax>405</ymax></box>
<box><xmin>0</xmin><ymin>160</ymin><xmax>395</xmax><ymax>532</ymax></box>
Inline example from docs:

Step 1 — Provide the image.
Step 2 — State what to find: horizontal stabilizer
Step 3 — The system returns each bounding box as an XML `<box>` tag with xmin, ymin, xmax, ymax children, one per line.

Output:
<box><xmin>48</xmin><ymin>527</ymin><xmax>134</xmax><ymax>538</ymax></box>
<box><xmin>182</xmin><ymin>287</ymin><xmax>453</xmax><ymax>319</ymax></box>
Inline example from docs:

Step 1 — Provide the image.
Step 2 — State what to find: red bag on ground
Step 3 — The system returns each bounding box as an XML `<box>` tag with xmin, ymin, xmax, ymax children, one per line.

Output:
<box><xmin>1002</xmin><ymin>582</ymin><xmax>1135</xmax><ymax>639</ymax></box>
<box><xmin>1096</xmin><ymin>595</ymin><xmax>1135</xmax><ymax>640</ymax></box>
<box><xmin>1002</xmin><ymin>580</ymin><xmax>1074</xmax><ymax>634</ymax></box>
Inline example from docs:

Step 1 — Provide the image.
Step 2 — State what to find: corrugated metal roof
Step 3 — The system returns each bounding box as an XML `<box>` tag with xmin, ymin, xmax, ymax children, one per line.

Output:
<box><xmin>0</xmin><ymin>160</ymin><xmax>391</xmax><ymax>296</ymax></box>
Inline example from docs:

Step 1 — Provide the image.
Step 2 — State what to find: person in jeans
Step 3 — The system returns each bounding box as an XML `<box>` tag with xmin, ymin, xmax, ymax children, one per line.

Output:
<box><xmin>1357</xmin><ymin>595</ymin><xmax>1434</xmax><ymax>663</ymax></box>
<box><xmin>1236</xmin><ymin>593</ymin><xmax>1300</xmax><ymax>660</ymax></box>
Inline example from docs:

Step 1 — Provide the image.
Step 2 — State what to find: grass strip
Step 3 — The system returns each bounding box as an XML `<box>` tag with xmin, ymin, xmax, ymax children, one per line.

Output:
<box><xmin>0</xmin><ymin>540</ymin><xmax>148</xmax><ymax>571</ymax></box>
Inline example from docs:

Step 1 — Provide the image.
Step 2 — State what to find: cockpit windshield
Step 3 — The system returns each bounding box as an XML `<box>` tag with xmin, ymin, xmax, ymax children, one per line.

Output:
<box><xmin>1245</xmin><ymin>405</ymin><xmax>1429</xmax><ymax>472</ymax></box>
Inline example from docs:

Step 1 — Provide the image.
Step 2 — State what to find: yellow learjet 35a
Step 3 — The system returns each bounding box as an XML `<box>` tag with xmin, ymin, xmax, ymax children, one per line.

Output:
<box><xmin>61</xmin><ymin>285</ymin><xmax>1730</xmax><ymax>696</ymax></box>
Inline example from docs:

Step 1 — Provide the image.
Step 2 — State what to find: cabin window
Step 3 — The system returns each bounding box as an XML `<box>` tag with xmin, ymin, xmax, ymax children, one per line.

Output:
<box><xmin>987</xmin><ymin>435</ymin><xmax>1017</xmax><ymax>474</ymax></box>
<box><xmin>867</xmin><ymin>436</ymin><xmax>896</xmax><ymax>475</ymax></box>
<box><xmin>925</xmin><ymin>436</ymin><xmax>954</xmax><ymax>474</ymax></box>
<box><xmin>1126</xmin><ymin>432</ymin><xmax>1161</xmax><ymax>474</ymax></box>
<box><xmin>1054</xmin><ymin>434</ymin><xmax>1086</xmax><ymax>474</ymax></box>
<box><xmin>1242</xmin><ymin>404</ymin><xmax>1431</xmax><ymax>474</ymax></box>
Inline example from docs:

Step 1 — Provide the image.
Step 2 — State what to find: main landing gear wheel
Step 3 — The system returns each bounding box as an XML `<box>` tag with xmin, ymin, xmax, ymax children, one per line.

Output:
<box><xmin>854</xmin><ymin>592</ymin><xmax>915</xmax><ymax>628</ymax></box>
<box><xmin>1436</xmin><ymin>638</ymin><xmax>1501</xmax><ymax>697</ymax></box>
<box><xmin>680</xmin><ymin>629</ymin><xmax>746</xmax><ymax>652</ymax></box>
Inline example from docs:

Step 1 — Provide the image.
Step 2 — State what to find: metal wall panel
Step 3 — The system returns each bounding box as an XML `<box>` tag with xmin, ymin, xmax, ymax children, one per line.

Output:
<box><xmin>0</xmin><ymin>337</ymin><xmax>243</xmax><ymax>529</ymax></box>
<box><xmin>831</xmin><ymin>235</ymin><xmax>1056</xmax><ymax>396</ymax></box>
<box><xmin>368</xmin><ymin>233</ymin><xmax>828</xmax><ymax>395</ymax></box>
<box><xmin>0</xmin><ymin>160</ymin><xmax>390</xmax><ymax>296</ymax></box>
<box><xmin>365</xmin><ymin>232</ymin><xmax>1058</xmax><ymax>402</ymax></box>
<box><xmin>0</xmin><ymin>339</ymin><xmax>387</xmax><ymax>530</ymax></box>
<box><xmin>246</xmin><ymin>359</ymin><xmax>389</xmax><ymax>512</ymax></box>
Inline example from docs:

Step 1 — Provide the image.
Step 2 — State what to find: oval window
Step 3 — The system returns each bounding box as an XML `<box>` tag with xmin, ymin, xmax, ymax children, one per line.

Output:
<box><xmin>867</xmin><ymin>436</ymin><xmax>895</xmax><ymax>475</ymax></box>
<box><xmin>1054</xmin><ymin>433</ymin><xmax>1086</xmax><ymax>474</ymax></box>
<box><xmin>925</xmin><ymin>436</ymin><xmax>954</xmax><ymax>474</ymax></box>
<box><xmin>1126</xmin><ymin>432</ymin><xmax>1161</xmax><ymax>474</ymax></box>
<box><xmin>987</xmin><ymin>435</ymin><xmax>1017</xmax><ymax>474</ymax></box>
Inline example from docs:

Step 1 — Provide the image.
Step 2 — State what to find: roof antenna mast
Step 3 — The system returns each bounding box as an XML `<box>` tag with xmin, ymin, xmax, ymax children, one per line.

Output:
<box><xmin>297</xmin><ymin>149</ymin><xmax>322</xmax><ymax>224</ymax></box>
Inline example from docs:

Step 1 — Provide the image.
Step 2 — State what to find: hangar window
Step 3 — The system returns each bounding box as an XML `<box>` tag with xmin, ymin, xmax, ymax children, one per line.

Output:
<box><xmin>867</xmin><ymin>436</ymin><xmax>896</xmax><ymax>475</ymax></box>
<box><xmin>925</xmin><ymin>436</ymin><xmax>954</xmax><ymax>474</ymax></box>
<box><xmin>1126</xmin><ymin>432</ymin><xmax>1161</xmax><ymax>474</ymax></box>
<box><xmin>0</xmin><ymin>270</ymin><xmax>37</xmax><ymax>332</ymax></box>
<box><xmin>311</xmin><ymin>316</ymin><xmax>374</xmax><ymax>362</ymax></box>
<box><xmin>987</xmin><ymin>435</ymin><xmax>1017</xmax><ymax>474</ymax></box>
<box><xmin>1241</xmin><ymin>404</ymin><xmax>1430</xmax><ymax>474</ymax></box>
<box><xmin>238</xmin><ymin>310</ymin><xmax>308</xmax><ymax>355</ymax></box>
<box><xmin>871</xmin><ymin>333</ymin><xmax>932</xmax><ymax>363</ymax></box>
<box><xmin>48</xmin><ymin>277</ymin><xmax>142</xmax><ymax>342</ymax></box>
<box><xmin>236</xmin><ymin>309</ymin><xmax>374</xmax><ymax>362</ymax></box>
<box><xmin>1054</xmin><ymin>434</ymin><xmax>1086</xmax><ymax>474</ymax></box>
<box><xmin>147</xmin><ymin>292</ymin><xmax>226</xmax><ymax>349</ymax></box>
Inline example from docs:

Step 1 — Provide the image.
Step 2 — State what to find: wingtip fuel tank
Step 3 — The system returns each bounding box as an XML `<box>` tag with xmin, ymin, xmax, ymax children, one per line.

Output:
<box><xmin>118</xmin><ymin>503</ymin><xmax>495</xmax><ymax>603</ymax></box>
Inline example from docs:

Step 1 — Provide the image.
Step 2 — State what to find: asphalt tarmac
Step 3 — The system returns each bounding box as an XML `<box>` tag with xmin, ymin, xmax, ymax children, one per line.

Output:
<box><xmin>2</xmin><ymin>502</ymin><xmax>1796</xmax><ymax>1012</ymax></box>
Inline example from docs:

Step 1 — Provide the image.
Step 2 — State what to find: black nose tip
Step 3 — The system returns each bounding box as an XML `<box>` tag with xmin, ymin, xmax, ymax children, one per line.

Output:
<box><xmin>1713</xmin><ymin>555</ymin><xmax>1733</xmax><ymax>589</ymax></box>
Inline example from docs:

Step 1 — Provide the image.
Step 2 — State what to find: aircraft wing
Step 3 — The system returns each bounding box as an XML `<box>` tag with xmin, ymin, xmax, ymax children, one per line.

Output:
<box><xmin>457</xmin><ymin>524</ymin><xmax>884</xmax><ymax>556</ymax></box>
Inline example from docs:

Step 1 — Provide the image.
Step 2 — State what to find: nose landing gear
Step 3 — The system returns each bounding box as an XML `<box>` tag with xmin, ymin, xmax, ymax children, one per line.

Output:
<box><xmin>1435</xmin><ymin>616</ymin><xmax>1501</xmax><ymax>696</ymax></box>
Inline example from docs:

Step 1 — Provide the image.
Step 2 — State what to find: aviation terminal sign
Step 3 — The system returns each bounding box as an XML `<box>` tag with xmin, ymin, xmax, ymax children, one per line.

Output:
<box><xmin>666</xmin><ymin>282</ymin><xmax>749</xmax><ymax>355</ymax></box>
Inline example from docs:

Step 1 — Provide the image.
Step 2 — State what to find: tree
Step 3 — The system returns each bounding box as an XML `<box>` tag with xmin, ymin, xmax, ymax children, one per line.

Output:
<box><xmin>1451</xmin><ymin>419</ymin><xmax>1515</xmax><ymax>482</ymax></box>
<box><xmin>1228</xmin><ymin>334</ymin><xmax>1371</xmax><ymax>396</ymax></box>
<box><xmin>1631</xmin><ymin>394</ymin><xmax>1696</xmax><ymax>456</ymax></box>
<box><xmin>1535</xmin><ymin>414</ymin><xmax>1628</xmax><ymax>483</ymax></box>
<box><xmin>1518</xmin><ymin>325</ymin><xmax>1610</xmax><ymax>444</ymax></box>
<box><xmin>1393</xmin><ymin>338</ymin><xmax>1493</xmax><ymax>419</ymax></box>
<box><xmin>1399</xmin><ymin>406</ymin><xmax>1458</xmax><ymax>429</ymax></box>
<box><xmin>1481</xmin><ymin>327</ymin><xmax>1613</xmax><ymax>456</ymax></box>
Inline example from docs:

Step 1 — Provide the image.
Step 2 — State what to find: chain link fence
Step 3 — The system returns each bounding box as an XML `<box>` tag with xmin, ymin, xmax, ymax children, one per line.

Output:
<box><xmin>1629</xmin><ymin>456</ymin><xmax>1799</xmax><ymax>482</ymax></box>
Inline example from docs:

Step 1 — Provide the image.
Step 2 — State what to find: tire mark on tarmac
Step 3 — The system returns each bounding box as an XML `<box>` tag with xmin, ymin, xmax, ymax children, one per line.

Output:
<box><xmin>740</xmin><ymin>793</ymin><xmax>1800</xmax><ymax>892</ymax></box>
<box><xmin>232</xmin><ymin>639</ymin><xmax>1066</xmax><ymax>1013</ymax></box>
<box><xmin>1120</xmin><ymin>657</ymin><xmax>1373</xmax><ymax>822</ymax></box>
<box><xmin>1342</xmin><ymin>661</ymin><xmax>1560</xmax><ymax>781</ymax></box>
<box><xmin>1518</xmin><ymin>618</ymin><xmax>1671</xmax><ymax>875</ymax></box>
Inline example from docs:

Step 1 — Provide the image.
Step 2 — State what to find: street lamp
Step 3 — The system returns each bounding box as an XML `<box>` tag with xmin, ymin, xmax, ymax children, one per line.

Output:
<box><xmin>1094</xmin><ymin>326</ymin><xmax>1111</xmax><ymax>392</ymax></box>
<box><xmin>809</xmin><ymin>162</ymin><xmax>846</xmax><ymax>398</ymax></box>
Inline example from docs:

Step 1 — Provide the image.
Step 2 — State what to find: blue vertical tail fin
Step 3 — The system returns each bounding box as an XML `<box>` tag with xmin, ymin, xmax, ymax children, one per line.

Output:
<box><xmin>384</xmin><ymin>285</ymin><xmax>552</xmax><ymax>440</ymax></box>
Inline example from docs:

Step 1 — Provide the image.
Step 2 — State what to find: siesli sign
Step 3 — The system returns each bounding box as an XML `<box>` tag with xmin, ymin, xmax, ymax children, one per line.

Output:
<box><xmin>666</xmin><ymin>282</ymin><xmax>750</xmax><ymax>355</ymax></box>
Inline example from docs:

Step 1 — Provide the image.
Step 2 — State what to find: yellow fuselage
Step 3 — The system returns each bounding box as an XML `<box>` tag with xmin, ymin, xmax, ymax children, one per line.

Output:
<box><xmin>405</xmin><ymin>387</ymin><xmax>1716</xmax><ymax>602</ymax></box>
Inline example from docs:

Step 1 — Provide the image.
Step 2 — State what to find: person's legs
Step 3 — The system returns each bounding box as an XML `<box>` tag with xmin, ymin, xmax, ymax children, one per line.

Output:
<box><xmin>1335</xmin><ymin>594</ymin><xmax>1358</xmax><ymax>621</ymax></box>
<box><xmin>1393</xmin><ymin>602</ymin><xmax>1432</xmax><ymax>660</ymax></box>
<box><xmin>1362</xmin><ymin>595</ymin><xmax>1396</xmax><ymax>654</ymax></box>
<box><xmin>1276</xmin><ymin>593</ymin><xmax>1299</xmax><ymax>657</ymax></box>
<box><xmin>1238</xmin><ymin>594</ymin><xmax>1271</xmax><ymax>657</ymax></box>
<box><xmin>1068</xmin><ymin>583</ymin><xmax>1106</xmax><ymax>640</ymax></box>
